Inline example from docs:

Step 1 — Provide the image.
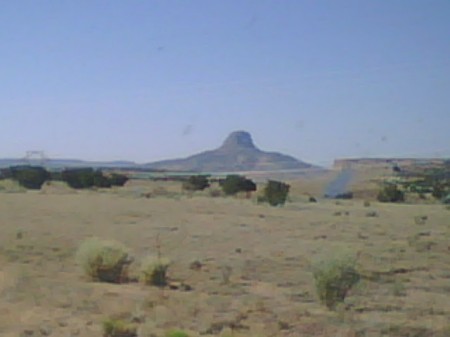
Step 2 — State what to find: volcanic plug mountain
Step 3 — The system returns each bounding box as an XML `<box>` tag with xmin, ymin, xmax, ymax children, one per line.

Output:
<box><xmin>145</xmin><ymin>131</ymin><xmax>314</xmax><ymax>172</ymax></box>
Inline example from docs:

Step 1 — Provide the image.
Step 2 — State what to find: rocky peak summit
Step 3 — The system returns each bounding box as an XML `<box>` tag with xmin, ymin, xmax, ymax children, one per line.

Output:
<box><xmin>220</xmin><ymin>131</ymin><xmax>258</xmax><ymax>150</ymax></box>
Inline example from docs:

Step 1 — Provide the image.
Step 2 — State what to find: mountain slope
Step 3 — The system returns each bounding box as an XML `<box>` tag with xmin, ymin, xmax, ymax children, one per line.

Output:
<box><xmin>145</xmin><ymin>131</ymin><xmax>314</xmax><ymax>172</ymax></box>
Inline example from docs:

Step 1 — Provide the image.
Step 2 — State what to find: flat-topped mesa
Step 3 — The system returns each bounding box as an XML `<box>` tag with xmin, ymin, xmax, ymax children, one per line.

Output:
<box><xmin>220</xmin><ymin>130</ymin><xmax>258</xmax><ymax>151</ymax></box>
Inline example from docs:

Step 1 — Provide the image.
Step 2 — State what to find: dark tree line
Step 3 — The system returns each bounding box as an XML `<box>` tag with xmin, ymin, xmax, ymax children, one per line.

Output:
<box><xmin>0</xmin><ymin>166</ymin><xmax>128</xmax><ymax>190</ymax></box>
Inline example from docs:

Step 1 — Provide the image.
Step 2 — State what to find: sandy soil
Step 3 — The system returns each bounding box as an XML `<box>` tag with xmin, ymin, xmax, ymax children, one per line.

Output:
<box><xmin>0</xmin><ymin>179</ymin><xmax>449</xmax><ymax>337</ymax></box>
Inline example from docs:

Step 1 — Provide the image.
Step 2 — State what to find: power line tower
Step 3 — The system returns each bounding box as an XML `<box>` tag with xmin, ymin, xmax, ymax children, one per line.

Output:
<box><xmin>22</xmin><ymin>151</ymin><xmax>49</xmax><ymax>167</ymax></box>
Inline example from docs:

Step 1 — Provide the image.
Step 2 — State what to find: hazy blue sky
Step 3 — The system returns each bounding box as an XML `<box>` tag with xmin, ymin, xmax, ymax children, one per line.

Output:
<box><xmin>1</xmin><ymin>1</ymin><xmax>449</xmax><ymax>166</ymax></box>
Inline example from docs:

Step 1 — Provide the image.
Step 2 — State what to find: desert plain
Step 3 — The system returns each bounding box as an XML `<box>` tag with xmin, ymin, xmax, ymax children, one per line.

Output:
<box><xmin>0</xmin><ymin>175</ymin><xmax>449</xmax><ymax>337</ymax></box>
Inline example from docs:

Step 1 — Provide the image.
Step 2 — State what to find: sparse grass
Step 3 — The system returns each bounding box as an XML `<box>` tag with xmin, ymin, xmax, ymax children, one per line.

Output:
<box><xmin>139</xmin><ymin>256</ymin><xmax>170</xmax><ymax>286</ymax></box>
<box><xmin>313</xmin><ymin>253</ymin><xmax>361</xmax><ymax>310</ymax></box>
<box><xmin>220</xmin><ymin>265</ymin><xmax>232</xmax><ymax>284</ymax></box>
<box><xmin>1</xmin><ymin>178</ymin><xmax>449</xmax><ymax>337</ymax></box>
<box><xmin>0</xmin><ymin>179</ymin><xmax>27</xmax><ymax>193</ymax></box>
<box><xmin>414</xmin><ymin>215</ymin><xmax>428</xmax><ymax>225</ymax></box>
<box><xmin>102</xmin><ymin>317</ymin><xmax>138</xmax><ymax>337</ymax></box>
<box><xmin>365</xmin><ymin>211</ymin><xmax>378</xmax><ymax>217</ymax></box>
<box><xmin>392</xmin><ymin>280</ymin><xmax>407</xmax><ymax>296</ymax></box>
<box><xmin>16</xmin><ymin>229</ymin><xmax>24</xmax><ymax>239</ymax></box>
<box><xmin>165</xmin><ymin>330</ymin><xmax>190</xmax><ymax>337</ymax></box>
<box><xmin>75</xmin><ymin>237</ymin><xmax>132</xmax><ymax>283</ymax></box>
<box><xmin>407</xmin><ymin>234</ymin><xmax>436</xmax><ymax>252</ymax></box>
<box><xmin>209</xmin><ymin>188</ymin><xmax>223</xmax><ymax>197</ymax></box>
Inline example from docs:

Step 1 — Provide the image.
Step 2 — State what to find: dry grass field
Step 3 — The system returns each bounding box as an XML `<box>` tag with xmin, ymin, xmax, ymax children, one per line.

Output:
<box><xmin>0</xmin><ymin>178</ymin><xmax>449</xmax><ymax>337</ymax></box>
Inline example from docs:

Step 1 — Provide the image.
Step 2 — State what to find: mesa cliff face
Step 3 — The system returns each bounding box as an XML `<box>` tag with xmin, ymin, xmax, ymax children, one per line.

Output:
<box><xmin>145</xmin><ymin>131</ymin><xmax>314</xmax><ymax>172</ymax></box>
<box><xmin>333</xmin><ymin>158</ymin><xmax>447</xmax><ymax>170</ymax></box>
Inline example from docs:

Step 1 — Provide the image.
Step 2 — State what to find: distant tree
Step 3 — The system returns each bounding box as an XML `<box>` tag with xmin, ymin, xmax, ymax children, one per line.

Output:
<box><xmin>182</xmin><ymin>175</ymin><xmax>210</xmax><ymax>191</ymax></box>
<box><xmin>431</xmin><ymin>183</ymin><xmax>445</xmax><ymax>200</ymax></box>
<box><xmin>61</xmin><ymin>168</ymin><xmax>97</xmax><ymax>189</ymax></box>
<box><xmin>392</xmin><ymin>165</ymin><xmax>401</xmax><ymax>173</ymax></box>
<box><xmin>219</xmin><ymin>175</ymin><xmax>256</xmax><ymax>196</ymax></box>
<box><xmin>108</xmin><ymin>173</ymin><xmax>129</xmax><ymax>187</ymax></box>
<box><xmin>263</xmin><ymin>180</ymin><xmax>290</xmax><ymax>206</ymax></box>
<box><xmin>377</xmin><ymin>184</ymin><xmax>404</xmax><ymax>203</ymax></box>
<box><xmin>7</xmin><ymin>165</ymin><xmax>50</xmax><ymax>189</ymax></box>
<box><xmin>61</xmin><ymin>169</ymin><xmax>128</xmax><ymax>189</ymax></box>
<box><xmin>93</xmin><ymin>170</ymin><xmax>112</xmax><ymax>188</ymax></box>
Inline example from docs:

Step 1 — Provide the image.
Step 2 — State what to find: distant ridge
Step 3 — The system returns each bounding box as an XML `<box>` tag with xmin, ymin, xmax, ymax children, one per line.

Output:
<box><xmin>144</xmin><ymin>130</ymin><xmax>315</xmax><ymax>172</ymax></box>
<box><xmin>0</xmin><ymin>158</ymin><xmax>138</xmax><ymax>169</ymax></box>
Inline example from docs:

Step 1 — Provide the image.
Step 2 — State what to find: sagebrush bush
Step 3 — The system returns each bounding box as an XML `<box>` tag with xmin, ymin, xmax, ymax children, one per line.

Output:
<box><xmin>313</xmin><ymin>254</ymin><xmax>360</xmax><ymax>310</ymax></box>
<box><xmin>139</xmin><ymin>256</ymin><xmax>170</xmax><ymax>287</ymax></box>
<box><xmin>76</xmin><ymin>237</ymin><xmax>132</xmax><ymax>283</ymax></box>
<box><xmin>102</xmin><ymin>317</ymin><xmax>137</xmax><ymax>337</ymax></box>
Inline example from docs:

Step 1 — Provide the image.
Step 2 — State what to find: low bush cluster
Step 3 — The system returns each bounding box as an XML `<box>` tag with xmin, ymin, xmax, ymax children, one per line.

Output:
<box><xmin>0</xmin><ymin>165</ymin><xmax>129</xmax><ymax>190</ymax></box>
<box><xmin>61</xmin><ymin>168</ymin><xmax>128</xmax><ymax>189</ymax></box>
<box><xmin>76</xmin><ymin>238</ymin><xmax>171</xmax><ymax>287</ymax></box>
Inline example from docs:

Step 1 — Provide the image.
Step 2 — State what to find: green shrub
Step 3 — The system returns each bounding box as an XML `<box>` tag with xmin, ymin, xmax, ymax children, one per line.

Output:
<box><xmin>165</xmin><ymin>330</ymin><xmax>189</xmax><ymax>337</ymax></box>
<box><xmin>109</xmin><ymin>173</ymin><xmax>129</xmax><ymax>187</ymax></box>
<box><xmin>182</xmin><ymin>175</ymin><xmax>210</xmax><ymax>191</ymax></box>
<box><xmin>102</xmin><ymin>318</ymin><xmax>137</xmax><ymax>337</ymax></box>
<box><xmin>313</xmin><ymin>254</ymin><xmax>360</xmax><ymax>310</ymax></box>
<box><xmin>219</xmin><ymin>175</ymin><xmax>256</xmax><ymax>196</ymax></box>
<box><xmin>76</xmin><ymin>237</ymin><xmax>132</xmax><ymax>283</ymax></box>
<box><xmin>263</xmin><ymin>180</ymin><xmax>290</xmax><ymax>206</ymax></box>
<box><xmin>6</xmin><ymin>165</ymin><xmax>50</xmax><ymax>189</ymax></box>
<box><xmin>377</xmin><ymin>184</ymin><xmax>404</xmax><ymax>203</ymax></box>
<box><xmin>139</xmin><ymin>256</ymin><xmax>170</xmax><ymax>287</ymax></box>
